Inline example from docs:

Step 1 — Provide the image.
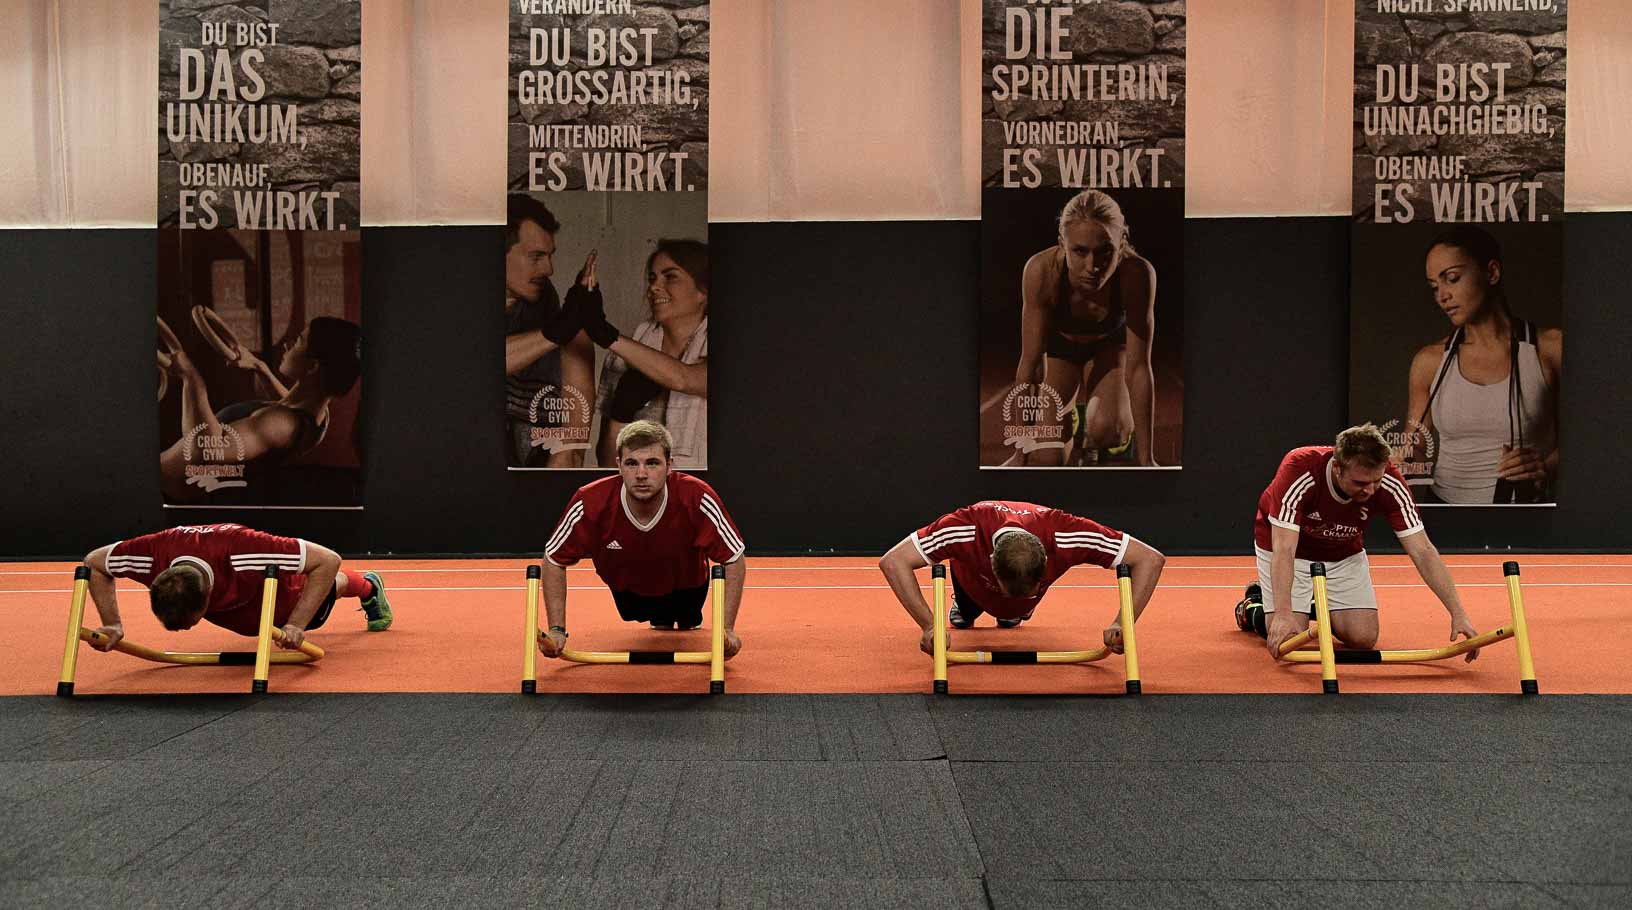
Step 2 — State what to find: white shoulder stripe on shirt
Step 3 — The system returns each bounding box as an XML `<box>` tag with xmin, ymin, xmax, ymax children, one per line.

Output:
<box><xmin>919</xmin><ymin>525</ymin><xmax>977</xmax><ymax>551</ymax></box>
<box><xmin>699</xmin><ymin>494</ymin><xmax>746</xmax><ymax>557</ymax></box>
<box><xmin>1278</xmin><ymin>474</ymin><xmax>1316</xmax><ymax>525</ymax></box>
<box><xmin>919</xmin><ymin>527</ymin><xmax>977</xmax><ymax>556</ymax></box>
<box><xmin>1380</xmin><ymin>475</ymin><xmax>1422</xmax><ymax>530</ymax></box>
<box><xmin>545</xmin><ymin>501</ymin><xmax>586</xmax><ymax>557</ymax></box>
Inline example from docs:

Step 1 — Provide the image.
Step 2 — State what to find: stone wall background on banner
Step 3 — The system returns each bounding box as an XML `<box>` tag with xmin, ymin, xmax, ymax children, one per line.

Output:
<box><xmin>505</xmin><ymin>2</ymin><xmax>710</xmax><ymax>472</ymax></box>
<box><xmin>158</xmin><ymin>0</ymin><xmax>364</xmax><ymax>510</ymax></box>
<box><xmin>978</xmin><ymin>0</ymin><xmax>1186</xmax><ymax>470</ymax></box>
<box><xmin>1350</xmin><ymin>1</ymin><xmax>1566</xmax><ymax>508</ymax></box>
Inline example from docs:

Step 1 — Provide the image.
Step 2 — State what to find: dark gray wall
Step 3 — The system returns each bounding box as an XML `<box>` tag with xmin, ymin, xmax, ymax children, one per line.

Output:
<box><xmin>2</xmin><ymin>215</ymin><xmax>1627</xmax><ymax>558</ymax></box>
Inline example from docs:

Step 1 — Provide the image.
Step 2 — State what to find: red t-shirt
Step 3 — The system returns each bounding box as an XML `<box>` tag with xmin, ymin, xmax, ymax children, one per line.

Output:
<box><xmin>104</xmin><ymin>524</ymin><xmax>316</xmax><ymax>635</ymax></box>
<box><xmin>544</xmin><ymin>471</ymin><xmax>745</xmax><ymax>595</ymax></box>
<box><xmin>911</xmin><ymin>501</ymin><xmax>1130</xmax><ymax>619</ymax></box>
<box><xmin>1253</xmin><ymin>446</ymin><xmax>1424</xmax><ymax>562</ymax></box>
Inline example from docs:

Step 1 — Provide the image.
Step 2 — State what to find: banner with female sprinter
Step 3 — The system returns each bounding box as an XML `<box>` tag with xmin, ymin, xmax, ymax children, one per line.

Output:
<box><xmin>507</xmin><ymin>1</ymin><xmax>710</xmax><ymax>470</ymax></box>
<box><xmin>978</xmin><ymin>0</ymin><xmax>1185</xmax><ymax>469</ymax></box>
<box><xmin>157</xmin><ymin>0</ymin><xmax>363</xmax><ymax>509</ymax></box>
<box><xmin>1350</xmin><ymin>1</ymin><xmax>1566</xmax><ymax>506</ymax></box>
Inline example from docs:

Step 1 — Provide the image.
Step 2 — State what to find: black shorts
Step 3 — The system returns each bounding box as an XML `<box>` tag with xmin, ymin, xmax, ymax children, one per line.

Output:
<box><xmin>950</xmin><ymin>573</ymin><xmax>1034</xmax><ymax>623</ymax></box>
<box><xmin>611</xmin><ymin>585</ymin><xmax>708</xmax><ymax>626</ymax></box>
<box><xmin>305</xmin><ymin>585</ymin><xmax>339</xmax><ymax>631</ymax></box>
<box><xmin>1045</xmin><ymin>327</ymin><xmax>1125</xmax><ymax>366</ymax></box>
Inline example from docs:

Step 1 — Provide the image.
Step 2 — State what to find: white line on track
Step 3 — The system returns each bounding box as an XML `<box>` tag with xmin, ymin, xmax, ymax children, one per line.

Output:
<box><xmin>6</xmin><ymin>582</ymin><xmax>1631</xmax><ymax>596</ymax></box>
<box><xmin>3</xmin><ymin>562</ymin><xmax>1629</xmax><ymax>576</ymax></box>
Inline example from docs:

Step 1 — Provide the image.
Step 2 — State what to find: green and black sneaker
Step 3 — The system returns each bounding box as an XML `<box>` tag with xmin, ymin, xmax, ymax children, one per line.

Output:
<box><xmin>360</xmin><ymin>571</ymin><xmax>392</xmax><ymax>631</ymax></box>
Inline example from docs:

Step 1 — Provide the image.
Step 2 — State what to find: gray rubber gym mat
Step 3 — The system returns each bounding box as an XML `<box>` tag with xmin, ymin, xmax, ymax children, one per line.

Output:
<box><xmin>3</xmin><ymin>693</ymin><xmax>1627</xmax><ymax>908</ymax></box>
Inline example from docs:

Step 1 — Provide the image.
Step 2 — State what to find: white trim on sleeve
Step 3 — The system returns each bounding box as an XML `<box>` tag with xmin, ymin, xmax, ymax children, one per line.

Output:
<box><xmin>1267</xmin><ymin>517</ymin><xmax>1301</xmax><ymax>533</ymax></box>
<box><xmin>1111</xmin><ymin>533</ymin><xmax>1133</xmax><ymax>567</ymax></box>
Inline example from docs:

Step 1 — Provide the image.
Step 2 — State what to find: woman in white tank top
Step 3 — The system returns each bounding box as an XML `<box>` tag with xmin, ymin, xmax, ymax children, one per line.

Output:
<box><xmin>1405</xmin><ymin>227</ymin><xmax>1562</xmax><ymax>504</ymax></box>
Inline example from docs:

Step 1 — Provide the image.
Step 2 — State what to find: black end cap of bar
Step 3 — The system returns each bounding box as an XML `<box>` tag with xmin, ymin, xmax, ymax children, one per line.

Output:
<box><xmin>74</xmin><ymin>565</ymin><xmax>91</xmax><ymax>580</ymax></box>
<box><xmin>263</xmin><ymin>565</ymin><xmax>278</xmax><ymax>578</ymax></box>
<box><xmin>251</xmin><ymin>679</ymin><xmax>268</xmax><ymax>694</ymax></box>
<box><xmin>1125</xmin><ymin>680</ymin><xmax>1142</xmax><ymax>695</ymax></box>
<box><xmin>712</xmin><ymin>564</ymin><xmax>725</xmax><ymax>579</ymax></box>
<box><xmin>1322</xmin><ymin>679</ymin><xmax>1339</xmax><ymax>694</ymax></box>
<box><xmin>527</xmin><ymin>564</ymin><xmax>542</xmax><ymax>579</ymax></box>
<box><xmin>1521</xmin><ymin>679</ymin><xmax>1538</xmax><ymax>695</ymax></box>
<box><xmin>933</xmin><ymin>680</ymin><xmax>948</xmax><ymax>695</ymax></box>
<box><xmin>931</xmin><ymin>564</ymin><xmax>946</xmax><ymax>578</ymax></box>
<box><xmin>218</xmin><ymin>652</ymin><xmax>256</xmax><ymax>666</ymax></box>
<box><xmin>1117</xmin><ymin>563</ymin><xmax>1132</xmax><ymax>578</ymax></box>
<box><xmin>1309</xmin><ymin>562</ymin><xmax>1327</xmax><ymax>577</ymax></box>
<box><xmin>1503</xmin><ymin>561</ymin><xmax>1521</xmax><ymax>576</ymax></box>
<box><xmin>56</xmin><ymin>682</ymin><xmax>74</xmax><ymax>697</ymax></box>
<box><xmin>521</xmin><ymin>680</ymin><xmax>536</xmax><ymax>695</ymax></box>
<box><xmin>709</xmin><ymin>680</ymin><xmax>725</xmax><ymax>695</ymax></box>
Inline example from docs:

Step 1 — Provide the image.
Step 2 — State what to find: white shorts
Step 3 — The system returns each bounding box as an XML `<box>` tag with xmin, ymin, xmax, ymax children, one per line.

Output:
<box><xmin>1254</xmin><ymin>547</ymin><xmax>1377</xmax><ymax>614</ymax></box>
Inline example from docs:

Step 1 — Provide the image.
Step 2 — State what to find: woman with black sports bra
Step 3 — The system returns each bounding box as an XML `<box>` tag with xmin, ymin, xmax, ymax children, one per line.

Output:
<box><xmin>1012</xmin><ymin>189</ymin><xmax>1158</xmax><ymax>466</ymax></box>
<box><xmin>1406</xmin><ymin>226</ymin><xmax>1561</xmax><ymax>504</ymax></box>
<box><xmin>159</xmin><ymin>317</ymin><xmax>360</xmax><ymax>502</ymax></box>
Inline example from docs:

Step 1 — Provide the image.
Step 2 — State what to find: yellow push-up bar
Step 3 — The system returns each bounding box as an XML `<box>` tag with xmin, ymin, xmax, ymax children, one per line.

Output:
<box><xmin>58</xmin><ymin>565</ymin><xmax>321</xmax><ymax>696</ymax></box>
<box><xmin>1278</xmin><ymin>560</ymin><xmax>1538</xmax><ymax>695</ymax></box>
<box><xmin>930</xmin><ymin>563</ymin><xmax>1142</xmax><ymax>695</ymax></box>
<box><xmin>522</xmin><ymin>564</ymin><xmax>730</xmax><ymax>695</ymax></box>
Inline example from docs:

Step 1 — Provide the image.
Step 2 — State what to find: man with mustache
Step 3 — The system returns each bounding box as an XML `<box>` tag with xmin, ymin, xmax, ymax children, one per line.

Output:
<box><xmin>504</xmin><ymin>193</ymin><xmax>597</xmax><ymax>467</ymax></box>
<box><xmin>1239</xmin><ymin>423</ymin><xmax>1481</xmax><ymax>661</ymax></box>
<box><xmin>536</xmin><ymin>421</ymin><xmax>747</xmax><ymax>656</ymax></box>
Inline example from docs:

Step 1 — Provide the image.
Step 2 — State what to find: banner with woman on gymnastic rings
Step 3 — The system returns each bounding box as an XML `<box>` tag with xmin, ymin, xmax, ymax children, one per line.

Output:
<box><xmin>1348</xmin><ymin>3</ymin><xmax>1566</xmax><ymax>507</ymax></box>
<box><xmin>977</xmin><ymin>1</ymin><xmax>1186</xmax><ymax>469</ymax></box>
<box><xmin>157</xmin><ymin>0</ymin><xmax>364</xmax><ymax>509</ymax></box>
<box><xmin>505</xmin><ymin>3</ymin><xmax>711</xmax><ymax>471</ymax></box>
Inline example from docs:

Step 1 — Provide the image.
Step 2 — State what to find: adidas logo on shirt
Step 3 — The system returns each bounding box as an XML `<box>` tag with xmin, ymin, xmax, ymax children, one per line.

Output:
<box><xmin>1308</xmin><ymin>511</ymin><xmax>1323</xmax><ymax>521</ymax></box>
<box><xmin>606</xmin><ymin>541</ymin><xmax>623</xmax><ymax>550</ymax></box>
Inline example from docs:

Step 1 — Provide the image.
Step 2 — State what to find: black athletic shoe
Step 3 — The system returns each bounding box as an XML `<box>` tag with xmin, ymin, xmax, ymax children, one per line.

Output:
<box><xmin>948</xmin><ymin>606</ymin><xmax>974</xmax><ymax>630</ymax></box>
<box><xmin>995</xmin><ymin>609</ymin><xmax>1034</xmax><ymax>629</ymax></box>
<box><xmin>1235</xmin><ymin>582</ymin><xmax>1264</xmax><ymax>633</ymax></box>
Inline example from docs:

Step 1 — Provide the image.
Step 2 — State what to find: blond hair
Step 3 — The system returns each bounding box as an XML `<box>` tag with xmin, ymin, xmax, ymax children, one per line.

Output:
<box><xmin>1058</xmin><ymin>189</ymin><xmax>1130</xmax><ymax>248</ymax></box>
<box><xmin>1334</xmin><ymin>423</ymin><xmax>1392</xmax><ymax>469</ymax></box>
<box><xmin>991</xmin><ymin>530</ymin><xmax>1046</xmax><ymax>593</ymax></box>
<box><xmin>616</xmin><ymin>419</ymin><xmax>673</xmax><ymax>460</ymax></box>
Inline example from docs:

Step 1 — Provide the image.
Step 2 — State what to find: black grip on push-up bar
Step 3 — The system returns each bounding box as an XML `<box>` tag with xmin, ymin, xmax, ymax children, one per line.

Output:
<box><xmin>218</xmin><ymin>652</ymin><xmax>257</xmax><ymax>666</ymax></box>
<box><xmin>629</xmin><ymin>651</ymin><xmax>677</xmax><ymax>664</ymax></box>
<box><xmin>1503</xmin><ymin>561</ymin><xmax>1521</xmax><ymax>577</ymax></box>
<box><xmin>527</xmin><ymin>564</ymin><xmax>542</xmax><ymax>579</ymax></box>
<box><xmin>1309</xmin><ymin>562</ymin><xmax>1327</xmax><ymax>578</ymax></box>
<box><xmin>74</xmin><ymin>565</ymin><xmax>90</xmax><ymax>580</ymax></box>
<box><xmin>932</xmin><ymin>564</ymin><xmax>946</xmax><ymax>579</ymax></box>
<box><xmin>1332</xmin><ymin>650</ymin><xmax>1384</xmax><ymax>664</ymax></box>
<box><xmin>1323</xmin><ymin>680</ymin><xmax>1339</xmax><ymax>694</ymax></box>
<box><xmin>712</xmin><ymin>564</ymin><xmax>725</xmax><ymax>579</ymax></box>
<box><xmin>1117</xmin><ymin>564</ymin><xmax>1131</xmax><ymax>578</ymax></box>
<box><xmin>263</xmin><ymin>565</ymin><xmax>278</xmax><ymax>578</ymax></box>
<box><xmin>991</xmin><ymin>651</ymin><xmax>1039</xmax><ymax>664</ymax></box>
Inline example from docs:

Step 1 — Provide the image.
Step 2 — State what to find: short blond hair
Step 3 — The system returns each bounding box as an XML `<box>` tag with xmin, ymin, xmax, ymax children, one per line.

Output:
<box><xmin>991</xmin><ymin>530</ymin><xmax>1046</xmax><ymax>593</ymax></box>
<box><xmin>616</xmin><ymin>419</ymin><xmax>673</xmax><ymax>460</ymax></box>
<box><xmin>1334</xmin><ymin>423</ymin><xmax>1392</xmax><ymax>469</ymax></box>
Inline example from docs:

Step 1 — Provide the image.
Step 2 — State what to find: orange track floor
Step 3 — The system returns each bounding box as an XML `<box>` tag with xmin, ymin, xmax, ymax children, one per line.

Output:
<box><xmin>4</xmin><ymin>556</ymin><xmax>1628</xmax><ymax>696</ymax></box>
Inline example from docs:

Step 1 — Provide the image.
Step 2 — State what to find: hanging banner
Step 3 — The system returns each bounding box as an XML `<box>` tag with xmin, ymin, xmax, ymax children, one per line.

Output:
<box><xmin>506</xmin><ymin>2</ymin><xmax>710</xmax><ymax>470</ymax></box>
<box><xmin>977</xmin><ymin>0</ymin><xmax>1186</xmax><ymax>469</ymax></box>
<box><xmin>157</xmin><ymin>0</ymin><xmax>364</xmax><ymax>509</ymax></box>
<box><xmin>1350</xmin><ymin>1</ymin><xmax>1566</xmax><ymax>506</ymax></box>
